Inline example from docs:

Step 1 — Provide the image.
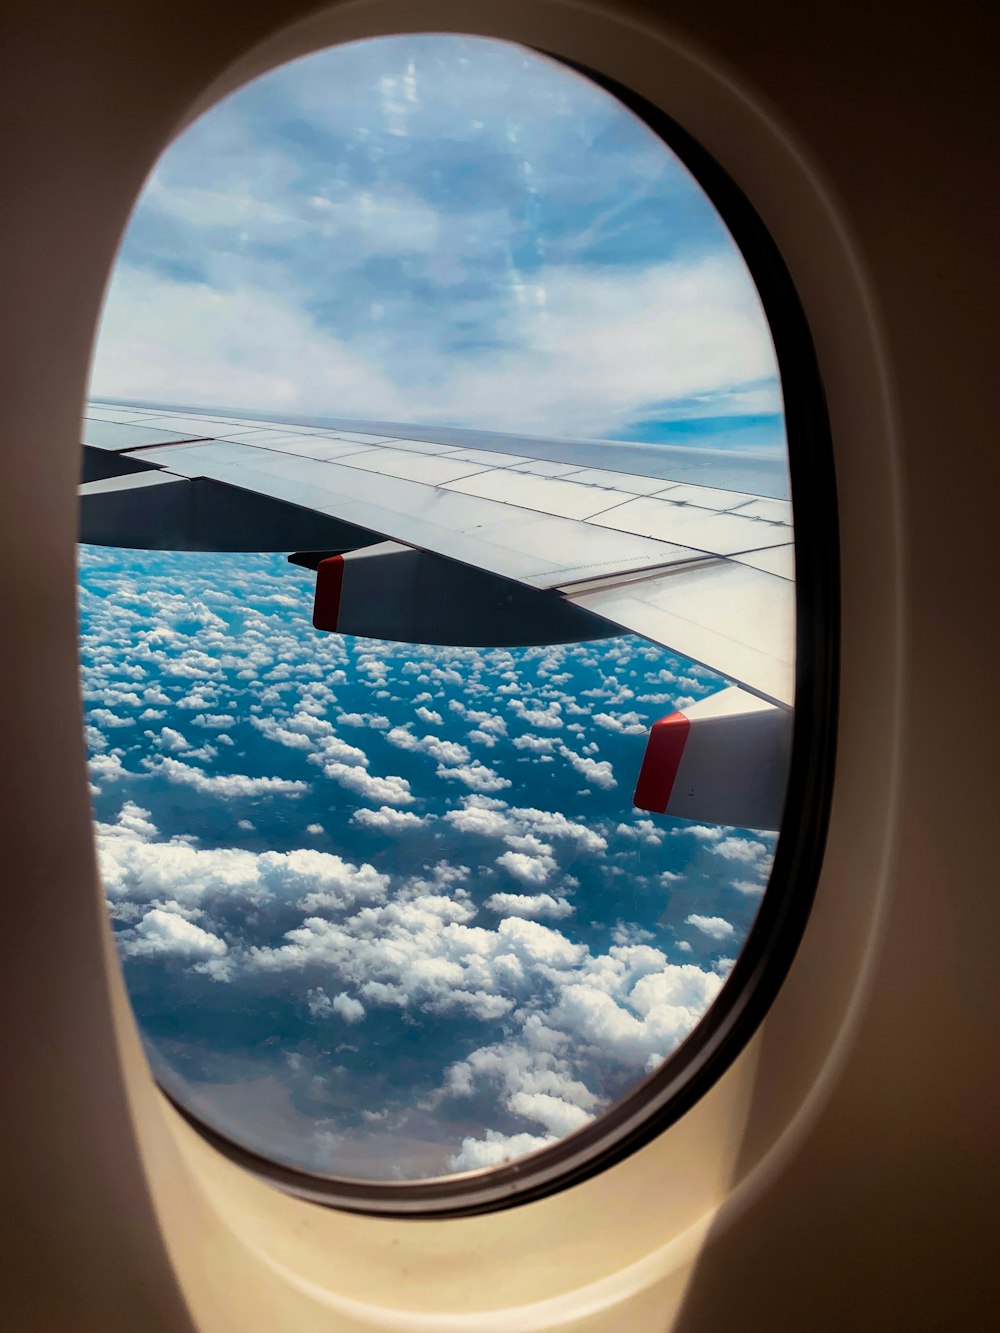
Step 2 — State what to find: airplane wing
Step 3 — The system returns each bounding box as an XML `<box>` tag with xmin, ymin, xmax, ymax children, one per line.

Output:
<box><xmin>79</xmin><ymin>401</ymin><xmax>795</xmax><ymax>828</ymax></box>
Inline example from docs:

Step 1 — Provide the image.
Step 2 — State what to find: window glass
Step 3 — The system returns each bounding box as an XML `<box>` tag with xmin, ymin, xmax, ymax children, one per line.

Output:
<box><xmin>81</xmin><ymin>35</ymin><xmax>792</xmax><ymax>1186</ymax></box>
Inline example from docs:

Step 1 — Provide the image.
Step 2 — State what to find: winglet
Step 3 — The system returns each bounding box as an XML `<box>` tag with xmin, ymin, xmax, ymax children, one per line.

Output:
<box><xmin>633</xmin><ymin>711</ymin><xmax>691</xmax><ymax>814</ymax></box>
<box><xmin>313</xmin><ymin>554</ymin><xmax>345</xmax><ymax>631</ymax></box>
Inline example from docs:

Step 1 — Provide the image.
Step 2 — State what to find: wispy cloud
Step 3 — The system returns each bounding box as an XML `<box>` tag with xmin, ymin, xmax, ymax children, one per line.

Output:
<box><xmin>90</xmin><ymin>34</ymin><xmax>780</xmax><ymax>443</ymax></box>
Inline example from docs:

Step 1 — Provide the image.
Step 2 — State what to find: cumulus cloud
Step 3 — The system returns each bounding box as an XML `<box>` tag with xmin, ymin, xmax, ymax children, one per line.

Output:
<box><xmin>512</xmin><ymin>733</ymin><xmax>557</xmax><ymax>754</ymax></box>
<box><xmin>615</xmin><ymin>818</ymin><xmax>664</xmax><ymax>847</ymax></box>
<box><xmin>120</xmin><ymin>907</ymin><xmax>229</xmax><ymax>967</ymax></box>
<box><xmin>158</xmin><ymin>727</ymin><xmax>191</xmax><ymax>752</ymax></box>
<box><xmin>557</xmin><ymin>743</ymin><xmax>616</xmax><ymax>790</ymax></box>
<box><xmin>88</xmin><ymin>751</ymin><xmax>129</xmax><ymax>790</ymax></box>
<box><xmin>508</xmin><ymin>699</ymin><xmax>564</xmax><ymax>730</ymax></box>
<box><xmin>387</xmin><ymin>726</ymin><xmax>471</xmax><ymax>767</ymax></box>
<box><xmin>351</xmin><ymin>806</ymin><xmax>429</xmax><ymax>832</ymax></box>
<box><xmin>713</xmin><ymin>837</ymin><xmax>769</xmax><ymax>863</ymax></box>
<box><xmin>437</xmin><ymin>761</ymin><xmax>511</xmax><ymax>794</ymax></box>
<box><xmin>442</xmin><ymin>796</ymin><xmax>607</xmax><ymax>855</ymax></box>
<box><xmin>321</xmin><ymin>762</ymin><xmax>415</xmax><ymax>806</ymax></box>
<box><xmin>96</xmin><ymin>805</ymin><xmax>388</xmax><ymax>914</ymax></box>
<box><xmin>307</xmin><ymin>987</ymin><xmax>365</xmax><ymax>1023</ymax></box>
<box><xmin>89</xmin><ymin>708</ymin><xmax>136</xmax><ymax>729</ymax></box>
<box><xmin>145</xmin><ymin>755</ymin><xmax>307</xmax><ymax>798</ymax></box>
<box><xmin>680</xmin><ymin>824</ymin><xmax>725</xmax><ymax>841</ymax></box>
<box><xmin>496</xmin><ymin>850</ymin><xmax>555</xmax><ymax>886</ymax></box>
<box><xmin>449</xmin><ymin>1129</ymin><xmax>555</xmax><ymax>1173</ymax></box>
<box><xmin>484</xmin><ymin>892</ymin><xmax>573</xmax><ymax>921</ymax></box>
<box><xmin>592</xmin><ymin>711</ymin><xmax>647</xmax><ymax>736</ymax></box>
<box><xmin>733</xmin><ymin>878</ymin><xmax>766</xmax><ymax>896</ymax></box>
<box><xmin>442</xmin><ymin>799</ymin><xmax>511</xmax><ymax>839</ymax></box>
<box><xmin>192</xmin><ymin>713</ymin><xmax>236</xmax><ymax>728</ymax></box>
<box><xmin>685</xmin><ymin>913</ymin><xmax>736</xmax><ymax>941</ymax></box>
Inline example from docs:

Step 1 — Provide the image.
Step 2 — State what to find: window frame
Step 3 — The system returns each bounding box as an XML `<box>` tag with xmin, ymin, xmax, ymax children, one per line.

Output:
<box><xmin>154</xmin><ymin>46</ymin><xmax>840</xmax><ymax>1220</ymax></box>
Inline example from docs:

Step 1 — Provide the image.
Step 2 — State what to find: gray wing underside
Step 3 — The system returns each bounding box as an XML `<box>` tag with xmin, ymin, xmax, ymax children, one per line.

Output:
<box><xmin>80</xmin><ymin>401</ymin><xmax>795</xmax><ymax>708</ymax></box>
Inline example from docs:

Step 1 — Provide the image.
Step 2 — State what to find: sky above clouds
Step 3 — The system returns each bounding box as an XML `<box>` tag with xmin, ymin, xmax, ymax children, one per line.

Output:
<box><xmin>82</xmin><ymin>35</ymin><xmax>787</xmax><ymax>1181</ymax></box>
<box><xmin>91</xmin><ymin>34</ymin><xmax>784</xmax><ymax>445</ymax></box>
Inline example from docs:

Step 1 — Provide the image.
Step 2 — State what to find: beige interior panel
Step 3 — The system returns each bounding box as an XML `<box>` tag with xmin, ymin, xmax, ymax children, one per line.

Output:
<box><xmin>0</xmin><ymin>1</ymin><xmax>996</xmax><ymax>1330</ymax></box>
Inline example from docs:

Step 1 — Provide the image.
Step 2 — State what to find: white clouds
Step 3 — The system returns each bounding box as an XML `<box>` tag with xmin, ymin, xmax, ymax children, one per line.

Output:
<box><xmin>147</xmin><ymin>755</ymin><xmax>307</xmax><ymax>798</ymax></box>
<box><xmin>93</xmin><ymin>252</ymin><xmax>777</xmax><ymax>439</ymax></box>
<box><xmin>251</xmin><ymin>894</ymin><xmax>518</xmax><ymax>1023</ymax></box>
<box><xmin>593</xmin><ymin>711</ymin><xmax>647</xmax><ymax>736</ymax></box>
<box><xmin>685</xmin><ymin>913</ymin><xmax>736</xmax><ymax>941</ymax></box>
<box><xmin>92</xmin><ymin>264</ymin><xmax>410</xmax><ymax>421</ymax></box>
<box><xmin>250</xmin><ymin>714</ymin><xmax>314</xmax><ymax>750</ymax></box>
<box><xmin>321</xmin><ymin>762</ymin><xmax>415</xmax><ymax>806</ymax></box>
<box><xmin>442</xmin><ymin>800</ymin><xmax>511</xmax><ymax>839</ymax></box>
<box><xmin>510</xmin><ymin>807</ymin><xmax>607</xmax><ymax>855</ymax></box>
<box><xmin>512</xmin><ymin>733</ymin><xmax>556</xmax><ymax>753</ymax></box>
<box><xmin>192</xmin><ymin>713</ymin><xmax>236</xmax><ymax>728</ymax></box>
<box><xmin>508</xmin><ymin>699</ymin><xmax>564</xmax><ymax>729</ymax></box>
<box><xmin>732</xmin><ymin>878</ymin><xmax>767</xmax><ymax>896</ymax></box>
<box><xmin>449</xmin><ymin>1129</ymin><xmax>554</xmax><ymax>1173</ymax></box>
<box><xmin>121</xmin><ymin>907</ymin><xmax>229</xmax><ymax>965</ymax></box>
<box><xmin>615</xmin><ymin>818</ymin><xmax>664</xmax><ymax>847</ymax></box>
<box><xmin>437</xmin><ymin>942</ymin><xmax>723</xmax><ymax>1151</ymax></box>
<box><xmin>88</xmin><ymin>751</ymin><xmax>129</xmax><ymax>790</ymax></box>
<box><xmin>679</xmin><ymin>824</ymin><xmax>724</xmax><ymax>842</ymax></box>
<box><xmin>158</xmin><ymin>727</ymin><xmax>190</xmax><ymax>752</ymax></box>
<box><xmin>97</xmin><ymin>805</ymin><xmax>388</xmax><ymax>913</ymax></box>
<box><xmin>79</xmin><ymin>534</ymin><xmax>775</xmax><ymax>1179</ymax></box>
<box><xmin>485</xmin><ymin>892</ymin><xmax>573</xmax><ymax>921</ymax></box>
<box><xmin>336</xmin><ymin>711</ymin><xmax>389</xmax><ymax>729</ymax></box>
<box><xmin>442</xmin><ymin>796</ymin><xmax>608</xmax><ymax>856</ymax></box>
<box><xmin>307</xmin><ymin>987</ymin><xmax>365</xmax><ymax>1023</ymax></box>
<box><xmin>89</xmin><ymin>708</ymin><xmax>136</xmax><ymax>729</ymax></box>
<box><xmin>351</xmin><ymin>806</ymin><xmax>429</xmax><ymax>833</ymax></box>
<box><xmin>713</xmin><ymin>837</ymin><xmax>769</xmax><ymax>863</ymax></box>
<box><xmin>310</xmin><ymin>734</ymin><xmax>370</xmax><ymax>769</ymax></box>
<box><xmin>265</xmin><ymin>850</ymin><xmax>390</xmax><ymax>912</ymax></box>
<box><xmin>387</xmin><ymin>726</ymin><xmax>470</xmax><ymax>767</ymax></box>
<box><xmin>496</xmin><ymin>916</ymin><xmax>587</xmax><ymax>970</ymax></box>
<box><xmin>437</xmin><ymin>761</ymin><xmax>511</xmax><ymax>794</ymax></box>
<box><xmin>495</xmin><ymin>850</ymin><xmax>555</xmax><ymax>886</ymax></box>
<box><xmin>557</xmin><ymin>743</ymin><xmax>616</xmax><ymax>790</ymax></box>
<box><xmin>507</xmin><ymin>1090</ymin><xmax>592</xmax><ymax>1138</ymax></box>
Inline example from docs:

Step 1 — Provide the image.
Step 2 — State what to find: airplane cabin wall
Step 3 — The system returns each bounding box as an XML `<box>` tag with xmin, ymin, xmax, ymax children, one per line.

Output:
<box><xmin>0</xmin><ymin>0</ymin><xmax>996</xmax><ymax>1329</ymax></box>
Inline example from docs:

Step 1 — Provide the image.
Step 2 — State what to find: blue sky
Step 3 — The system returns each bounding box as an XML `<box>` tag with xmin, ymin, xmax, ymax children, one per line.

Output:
<box><xmin>91</xmin><ymin>34</ymin><xmax>784</xmax><ymax>448</ymax></box>
<box><xmin>82</xmin><ymin>35</ymin><xmax>786</xmax><ymax>1179</ymax></box>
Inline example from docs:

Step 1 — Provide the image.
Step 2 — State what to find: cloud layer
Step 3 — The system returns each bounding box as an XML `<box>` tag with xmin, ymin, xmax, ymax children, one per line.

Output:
<box><xmin>81</xmin><ymin>541</ymin><xmax>778</xmax><ymax>1179</ymax></box>
<box><xmin>91</xmin><ymin>34</ymin><xmax>782</xmax><ymax>443</ymax></box>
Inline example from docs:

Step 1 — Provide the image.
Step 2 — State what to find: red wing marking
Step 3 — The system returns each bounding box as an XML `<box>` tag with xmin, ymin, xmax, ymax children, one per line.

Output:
<box><xmin>313</xmin><ymin>554</ymin><xmax>345</xmax><ymax>631</ymax></box>
<box><xmin>633</xmin><ymin>711</ymin><xmax>691</xmax><ymax>814</ymax></box>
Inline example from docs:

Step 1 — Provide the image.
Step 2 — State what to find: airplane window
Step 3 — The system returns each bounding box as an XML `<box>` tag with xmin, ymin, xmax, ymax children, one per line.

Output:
<box><xmin>79</xmin><ymin>34</ymin><xmax>834</xmax><ymax>1213</ymax></box>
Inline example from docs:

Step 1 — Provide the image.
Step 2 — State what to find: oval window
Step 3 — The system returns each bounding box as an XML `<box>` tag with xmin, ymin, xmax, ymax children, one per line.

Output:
<box><xmin>79</xmin><ymin>34</ymin><xmax>834</xmax><ymax>1213</ymax></box>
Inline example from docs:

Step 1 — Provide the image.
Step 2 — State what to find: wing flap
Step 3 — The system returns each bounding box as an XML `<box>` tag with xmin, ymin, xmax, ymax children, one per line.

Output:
<box><xmin>562</xmin><ymin>559</ymin><xmax>795</xmax><ymax>707</ymax></box>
